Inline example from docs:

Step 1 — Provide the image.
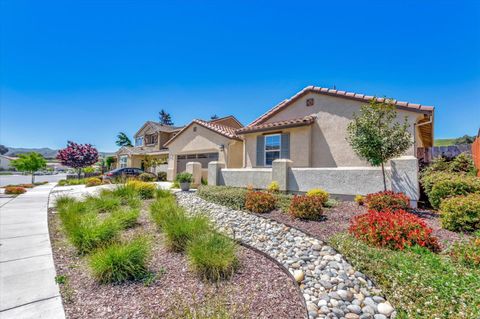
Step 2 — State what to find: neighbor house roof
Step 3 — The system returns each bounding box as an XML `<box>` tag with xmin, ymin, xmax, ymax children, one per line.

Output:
<box><xmin>134</xmin><ymin>121</ymin><xmax>183</xmax><ymax>138</ymax></box>
<box><xmin>236</xmin><ymin>115</ymin><xmax>316</xmax><ymax>134</ymax></box>
<box><xmin>249</xmin><ymin>86</ymin><xmax>435</xmax><ymax>126</ymax></box>
<box><xmin>116</xmin><ymin>146</ymin><xmax>168</xmax><ymax>156</ymax></box>
<box><xmin>209</xmin><ymin>115</ymin><xmax>243</xmax><ymax>129</ymax></box>
<box><xmin>164</xmin><ymin>119</ymin><xmax>241</xmax><ymax>146</ymax></box>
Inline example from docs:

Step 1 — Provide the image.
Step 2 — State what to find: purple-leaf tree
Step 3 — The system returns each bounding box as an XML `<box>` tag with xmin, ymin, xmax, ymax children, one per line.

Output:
<box><xmin>57</xmin><ymin>141</ymin><xmax>99</xmax><ymax>178</ymax></box>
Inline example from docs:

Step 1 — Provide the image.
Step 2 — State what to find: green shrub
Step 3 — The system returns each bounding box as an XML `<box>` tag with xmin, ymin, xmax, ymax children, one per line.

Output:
<box><xmin>429</xmin><ymin>175</ymin><xmax>480</xmax><ymax>209</ymax></box>
<box><xmin>155</xmin><ymin>189</ymin><xmax>172</xmax><ymax>199</ymax></box>
<box><xmin>58</xmin><ymin>178</ymin><xmax>86</xmax><ymax>186</ymax></box>
<box><xmin>106</xmin><ymin>185</ymin><xmax>141</xmax><ymax>207</ymax></box>
<box><xmin>89</xmin><ymin>237</ymin><xmax>150</xmax><ymax>283</ymax></box>
<box><xmin>111</xmin><ymin>208</ymin><xmax>140</xmax><ymax>229</ymax></box>
<box><xmin>157</xmin><ymin>172</ymin><xmax>167</xmax><ymax>181</ymax></box>
<box><xmin>420</xmin><ymin>171</ymin><xmax>454</xmax><ymax>196</ymax></box>
<box><xmin>267</xmin><ymin>181</ymin><xmax>280</xmax><ymax>193</ymax></box>
<box><xmin>450</xmin><ymin>153</ymin><xmax>478</xmax><ymax>175</ymax></box>
<box><xmin>306</xmin><ymin>188</ymin><xmax>330</xmax><ymax>206</ymax></box>
<box><xmin>197</xmin><ymin>186</ymin><xmax>247</xmax><ymax>210</ymax></box>
<box><xmin>187</xmin><ymin>232</ymin><xmax>238</xmax><ymax>281</ymax></box>
<box><xmin>274</xmin><ymin>193</ymin><xmax>294</xmax><ymax>212</ymax></box>
<box><xmin>289</xmin><ymin>195</ymin><xmax>324</xmax><ymax>220</ymax></box>
<box><xmin>125</xmin><ymin>180</ymin><xmax>156</xmax><ymax>199</ymax></box>
<box><xmin>440</xmin><ymin>193</ymin><xmax>480</xmax><ymax>232</ymax></box>
<box><xmin>245</xmin><ymin>191</ymin><xmax>276</xmax><ymax>213</ymax></box>
<box><xmin>176</xmin><ymin>172</ymin><xmax>193</xmax><ymax>183</ymax></box>
<box><xmin>139</xmin><ymin>173</ymin><xmax>156</xmax><ymax>182</ymax></box>
<box><xmin>163</xmin><ymin>210</ymin><xmax>211</xmax><ymax>252</ymax></box>
<box><xmin>364</xmin><ymin>191</ymin><xmax>411</xmax><ymax>212</ymax></box>
<box><xmin>449</xmin><ymin>235</ymin><xmax>480</xmax><ymax>268</ymax></box>
<box><xmin>330</xmin><ymin>233</ymin><xmax>480</xmax><ymax>319</ymax></box>
<box><xmin>85</xmin><ymin>177</ymin><xmax>102</xmax><ymax>187</ymax></box>
<box><xmin>55</xmin><ymin>195</ymin><xmax>77</xmax><ymax>211</ymax></box>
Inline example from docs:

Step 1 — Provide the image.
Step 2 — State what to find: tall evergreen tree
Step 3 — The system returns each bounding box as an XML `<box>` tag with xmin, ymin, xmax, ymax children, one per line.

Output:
<box><xmin>159</xmin><ymin>109</ymin><xmax>174</xmax><ymax>125</ymax></box>
<box><xmin>116</xmin><ymin>132</ymin><xmax>133</xmax><ymax>147</ymax></box>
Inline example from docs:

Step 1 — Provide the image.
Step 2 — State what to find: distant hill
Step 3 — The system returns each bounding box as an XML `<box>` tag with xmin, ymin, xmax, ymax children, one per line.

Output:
<box><xmin>5</xmin><ymin>146</ymin><xmax>115</xmax><ymax>159</ymax></box>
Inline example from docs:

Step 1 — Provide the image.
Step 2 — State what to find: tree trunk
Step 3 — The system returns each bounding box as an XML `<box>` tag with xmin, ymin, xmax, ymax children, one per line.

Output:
<box><xmin>381</xmin><ymin>162</ymin><xmax>387</xmax><ymax>191</ymax></box>
<box><xmin>31</xmin><ymin>173</ymin><xmax>35</xmax><ymax>184</ymax></box>
<box><xmin>77</xmin><ymin>168</ymin><xmax>82</xmax><ymax>179</ymax></box>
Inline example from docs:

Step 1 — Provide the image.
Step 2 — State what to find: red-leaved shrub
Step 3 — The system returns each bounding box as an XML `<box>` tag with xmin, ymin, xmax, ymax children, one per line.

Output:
<box><xmin>245</xmin><ymin>191</ymin><xmax>276</xmax><ymax>213</ymax></box>
<box><xmin>365</xmin><ymin>191</ymin><xmax>410</xmax><ymax>212</ymax></box>
<box><xmin>289</xmin><ymin>195</ymin><xmax>324</xmax><ymax>220</ymax></box>
<box><xmin>349</xmin><ymin>210</ymin><xmax>440</xmax><ymax>251</ymax></box>
<box><xmin>5</xmin><ymin>186</ymin><xmax>27</xmax><ymax>195</ymax></box>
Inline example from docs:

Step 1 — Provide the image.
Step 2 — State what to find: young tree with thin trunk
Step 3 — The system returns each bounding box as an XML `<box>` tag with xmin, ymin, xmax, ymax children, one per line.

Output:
<box><xmin>346</xmin><ymin>99</ymin><xmax>413</xmax><ymax>191</ymax></box>
<box><xmin>56</xmin><ymin>141</ymin><xmax>99</xmax><ymax>179</ymax></box>
<box><xmin>116</xmin><ymin>132</ymin><xmax>132</xmax><ymax>147</ymax></box>
<box><xmin>10</xmin><ymin>152</ymin><xmax>47</xmax><ymax>183</ymax></box>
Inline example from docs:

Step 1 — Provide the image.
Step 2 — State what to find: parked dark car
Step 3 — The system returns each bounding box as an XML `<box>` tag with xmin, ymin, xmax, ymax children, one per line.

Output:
<box><xmin>103</xmin><ymin>167</ymin><xmax>154</xmax><ymax>182</ymax></box>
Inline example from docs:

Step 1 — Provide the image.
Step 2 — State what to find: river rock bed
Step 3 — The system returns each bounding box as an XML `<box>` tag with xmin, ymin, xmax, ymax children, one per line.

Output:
<box><xmin>176</xmin><ymin>191</ymin><xmax>396</xmax><ymax>319</ymax></box>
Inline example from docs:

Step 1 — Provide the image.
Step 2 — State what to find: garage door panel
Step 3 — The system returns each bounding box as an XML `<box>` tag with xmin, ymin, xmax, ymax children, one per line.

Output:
<box><xmin>176</xmin><ymin>152</ymin><xmax>219</xmax><ymax>173</ymax></box>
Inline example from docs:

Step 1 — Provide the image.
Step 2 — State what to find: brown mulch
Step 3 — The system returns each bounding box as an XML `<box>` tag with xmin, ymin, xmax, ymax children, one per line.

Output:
<box><xmin>261</xmin><ymin>202</ymin><xmax>470</xmax><ymax>250</ymax></box>
<box><xmin>49</xmin><ymin>201</ymin><xmax>306</xmax><ymax>319</ymax></box>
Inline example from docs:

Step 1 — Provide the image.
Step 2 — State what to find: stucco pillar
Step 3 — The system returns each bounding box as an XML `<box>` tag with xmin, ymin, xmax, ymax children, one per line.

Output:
<box><xmin>186</xmin><ymin>162</ymin><xmax>202</xmax><ymax>186</ymax></box>
<box><xmin>391</xmin><ymin>156</ymin><xmax>419</xmax><ymax>208</ymax></box>
<box><xmin>272</xmin><ymin>159</ymin><xmax>293</xmax><ymax>191</ymax></box>
<box><xmin>208</xmin><ymin>161</ymin><xmax>225</xmax><ymax>186</ymax></box>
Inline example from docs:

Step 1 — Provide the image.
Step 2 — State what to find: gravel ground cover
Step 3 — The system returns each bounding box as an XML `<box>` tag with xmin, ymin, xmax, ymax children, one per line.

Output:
<box><xmin>49</xmin><ymin>199</ymin><xmax>306</xmax><ymax>319</ymax></box>
<box><xmin>176</xmin><ymin>192</ymin><xmax>396</xmax><ymax>319</ymax></box>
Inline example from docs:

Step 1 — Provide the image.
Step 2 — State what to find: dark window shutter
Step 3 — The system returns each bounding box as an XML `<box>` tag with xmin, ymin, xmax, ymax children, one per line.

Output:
<box><xmin>256</xmin><ymin>135</ymin><xmax>264</xmax><ymax>166</ymax></box>
<box><xmin>281</xmin><ymin>133</ymin><xmax>290</xmax><ymax>159</ymax></box>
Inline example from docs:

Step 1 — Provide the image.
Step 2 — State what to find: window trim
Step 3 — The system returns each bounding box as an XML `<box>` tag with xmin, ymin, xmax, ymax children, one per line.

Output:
<box><xmin>264</xmin><ymin>133</ymin><xmax>281</xmax><ymax>167</ymax></box>
<box><xmin>135</xmin><ymin>137</ymin><xmax>143</xmax><ymax>146</ymax></box>
<box><xmin>119</xmin><ymin>155</ymin><xmax>128</xmax><ymax>168</ymax></box>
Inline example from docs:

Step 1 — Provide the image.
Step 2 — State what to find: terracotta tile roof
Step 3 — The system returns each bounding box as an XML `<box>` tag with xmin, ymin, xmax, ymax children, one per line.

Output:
<box><xmin>236</xmin><ymin>115</ymin><xmax>316</xmax><ymax>134</ymax></box>
<box><xmin>249</xmin><ymin>86</ymin><xmax>434</xmax><ymax>126</ymax></box>
<box><xmin>164</xmin><ymin>119</ymin><xmax>241</xmax><ymax>146</ymax></box>
<box><xmin>116</xmin><ymin>146</ymin><xmax>169</xmax><ymax>156</ymax></box>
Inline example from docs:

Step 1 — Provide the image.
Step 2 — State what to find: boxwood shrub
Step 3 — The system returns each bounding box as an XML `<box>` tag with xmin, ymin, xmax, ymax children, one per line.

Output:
<box><xmin>428</xmin><ymin>175</ymin><xmax>480</xmax><ymax>209</ymax></box>
<box><xmin>440</xmin><ymin>193</ymin><xmax>480</xmax><ymax>232</ymax></box>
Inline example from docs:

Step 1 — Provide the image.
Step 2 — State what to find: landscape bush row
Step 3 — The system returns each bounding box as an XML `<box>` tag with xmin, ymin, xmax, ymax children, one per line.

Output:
<box><xmin>420</xmin><ymin>154</ymin><xmax>480</xmax><ymax>232</ymax></box>
<box><xmin>197</xmin><ymin>184</ymin><xmax>331</xmax><ymax>220</ymax></box>
<box><xmin>150</xmin><ymin>191</ymin><xmax>238</xmax><ymax>281</ymax></box>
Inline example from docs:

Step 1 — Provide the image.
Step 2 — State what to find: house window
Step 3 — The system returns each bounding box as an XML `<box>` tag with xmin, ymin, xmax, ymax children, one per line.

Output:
<box><xmin>135</xmin><ymin>137</ymin><xmax>143</xmax><ymax>146</ymax></box>
<box><xmin>119</xmin><ymin>155</ymin><xmax>128</xmax><ymax>168</ymax></box>
<box><xmin>144</xmin><ymin>134</ymin><xmax>158</xmax><ymax>145</ymax></box>
<box><xmin>264</xmin><ymin>134</ymin><xmax>281</xmax><ymax>166</ymax></box>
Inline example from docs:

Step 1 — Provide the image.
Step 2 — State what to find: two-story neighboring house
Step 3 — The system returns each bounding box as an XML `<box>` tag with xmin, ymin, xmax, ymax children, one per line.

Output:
<box><xmin>115</xmin><ymin>121</ymin><xmax>182</xmax><ymax>173</ymax></box>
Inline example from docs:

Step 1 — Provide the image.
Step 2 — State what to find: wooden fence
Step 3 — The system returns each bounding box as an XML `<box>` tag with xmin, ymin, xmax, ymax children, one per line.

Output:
<box><xmin>417</xmin><ymin>145</ymin><xmax>472</xmax><ymax>164</ymax></box>
<box><xmin>472</xmin><ymin>136</ymin><xmax>480</xmax><ymax>177</ymax></box>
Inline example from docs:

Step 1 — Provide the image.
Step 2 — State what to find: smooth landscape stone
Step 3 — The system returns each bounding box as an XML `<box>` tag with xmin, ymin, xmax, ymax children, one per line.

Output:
<box><xmin>176</xmin><ymin>192</ymin><xmax>395</xmax><ymax>318</ymax></box>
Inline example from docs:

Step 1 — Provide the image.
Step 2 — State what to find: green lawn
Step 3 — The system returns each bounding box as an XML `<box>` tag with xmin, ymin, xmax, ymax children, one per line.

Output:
<box><xmin>330</xmin><ymin>233</ymin><xmax>480</xmax><ymax>319</ymax></box>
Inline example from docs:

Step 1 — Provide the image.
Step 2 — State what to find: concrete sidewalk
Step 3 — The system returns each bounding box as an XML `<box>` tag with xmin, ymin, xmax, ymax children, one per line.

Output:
<box><xmin>0</xmin><ymin>183</ymin><xmax>65</xmax><ymax>319</ymax></box>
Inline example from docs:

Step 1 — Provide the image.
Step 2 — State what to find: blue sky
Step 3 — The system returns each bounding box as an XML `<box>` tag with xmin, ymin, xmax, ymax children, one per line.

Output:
<box><xmin>1</xmin><ymin>0</ymin><xmax>479</xmax><ymax>152</ymax></box>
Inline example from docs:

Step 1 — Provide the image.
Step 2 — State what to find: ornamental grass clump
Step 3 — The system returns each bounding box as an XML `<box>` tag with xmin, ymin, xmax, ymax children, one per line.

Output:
<box><xmin>85</xmin><ymin>177</ymin><xmax>102</xmax><ymax>187</ymax></box>
<box><xmin>149</xmin><ymin>196</ymin><xmax>179</xmax><ymax>229</ymax></box>
<box><xmin>105</xmin><ymin>186</ymin><xmax>141</xmax><ymax>208</ymax></box>
<box><xmin>84</xmin><ymin>194</ymin><xmax>121</xmax><ymax>213</ymax></box>
<box><xmin>187</xmin><ymin>232</ymin><xmax>238</xmax><ymax>281</ymax></box>
<box><xmin>439</xmin><ymin>193</ymin><xmax>480</xmax><ymax>232</ymax></box>
<box><xmin>349</xmin><ymin>209</ymin><xmax>440</xmax><ymax>252</ymax></box>
<box><xmin>125</xmin><ymin>180</ymin><xmax>156</xmax><ymax>199</ymax></box>
<box><xmin>89</xmin><ymin>237</ymin><xmax>151</xmax><ymax>283</ymax></box>
<box><xmin>4</xmin><ymin>186</ymin><xmax>27</xmax><ymax>195</ymax></box>
<box><xmin>245</xmin><ymin>191</ymin><xmax>276</xmax><ymax>213</ymax></box>
<box><xmin>288</xmin><ymin>195</ymin><xmax>324</xmax><ymax>220</ymax></box>
<box><xmin>111</xmin><ymin>208</ymin><xmax>140</xmax><ymax>229</ymax></box>
<box><xmin>364</xmin><ymin>191</ymin><xmax>410</xmax><ymax>212</ymax></box>
<box><xmin>162</xmin><ymin>209</ymin><xmax>211</xmax><ymax>252</ymax></box>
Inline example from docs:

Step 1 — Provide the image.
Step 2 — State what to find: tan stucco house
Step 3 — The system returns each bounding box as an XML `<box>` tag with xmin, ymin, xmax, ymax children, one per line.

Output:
<box><xmin>235</xmin><ymin>86</ymin><xmax>433</xmax><ymax>169</ymax></box>
<box><xmin>163</xmin><ymin>116</ymin><xmax>244</xmax><ymax>180</ymax></box>
<box><xmin>115</xmin><ymin>121</ymin><xmax>182</xmax><ymax>172</ymax></box>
